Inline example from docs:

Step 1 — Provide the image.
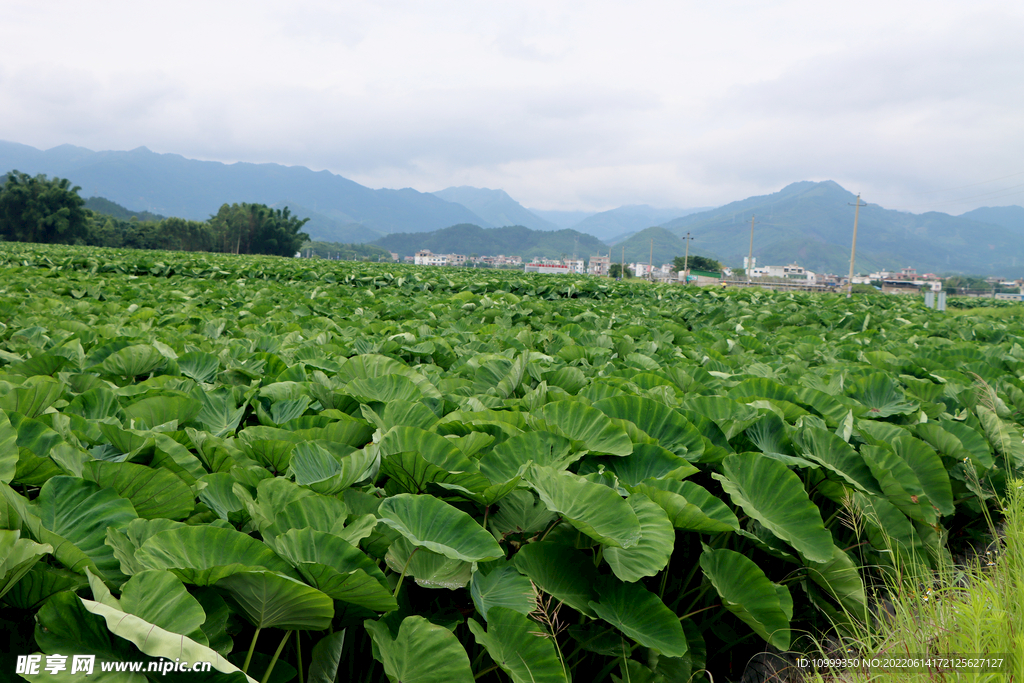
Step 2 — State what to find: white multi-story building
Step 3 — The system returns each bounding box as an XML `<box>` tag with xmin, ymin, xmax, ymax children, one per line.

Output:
<box><xmin>750</xmin><ymin>263</ymin><xmax>817</xmax><ymax>285</ymax></box>
<box><xmin>588</xmin><ymin>255</ymin><xmax>611</xmax><ymax>276</ymax></box>
<box><xmin>414</xmin><ymin>250</ymin><xmax>467</xmax><ymax>267</ymax></box>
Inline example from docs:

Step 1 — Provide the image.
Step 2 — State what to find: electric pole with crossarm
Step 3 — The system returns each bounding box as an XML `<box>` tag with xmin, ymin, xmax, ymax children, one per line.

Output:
<box><xmin>847</xmin><ymin>194</ymin><xmax>867</xmax><ymax>298</ymax></box>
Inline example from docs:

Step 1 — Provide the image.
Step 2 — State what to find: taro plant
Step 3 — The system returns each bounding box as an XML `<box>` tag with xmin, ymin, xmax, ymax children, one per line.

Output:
<box><xmin>0</xmin><ymin>241</ymin><xmax>1020</xmax><ymax>681</ymax></box>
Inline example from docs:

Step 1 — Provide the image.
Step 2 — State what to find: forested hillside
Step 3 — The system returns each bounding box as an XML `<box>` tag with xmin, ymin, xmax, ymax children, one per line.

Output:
<box><xmin>373</xmin><ymin>223</ymin><xmax>606</xmax><ymax>260</ymax></box>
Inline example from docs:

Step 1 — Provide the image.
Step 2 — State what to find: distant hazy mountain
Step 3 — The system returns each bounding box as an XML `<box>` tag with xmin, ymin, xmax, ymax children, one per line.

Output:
<box><xmin>373</xmin><ymin>224</ymin><xmax>606</xmax><ymax>261</ymax></box>
<box><xmin>432</xmin><ymin>187</ymin><xmax>560</xmax><ymax>231</ymax></box>
<box><xmin>662</xmin><ymin>181</ymin><xmax>1024</xmax><ymax>277</ymax></box>
<box><xmin>527</xmin><ymin>209</ymin><xmax>598</xmax><ymax>230</ymax></box>
<box><xmin>271</xmin><ymin>201</ymin><xmax>384</xmax><ymax>244</ymax></box>
<box><xmin>960</xmin><ymin>206</ymin><xmax>1024</xmax><ymax>234</ymax></box>
<box><xmin>609</xmin><ymin>226</ymin><xmax>722</xmax><ymax>268</ymax></box>
<box><xmin>0</xmin><ymin>141</ymin><xmax>487</xmax><ymax>234</ymax></box>
<box><xmin>571</xmin><ymin>205</ymin><xmax>709</xmax><ymax>241</ymax></box>
<box><xmin>84</xmin><ymin>196</ymin><xmax>165</xmax><ymax>222</ymax></box>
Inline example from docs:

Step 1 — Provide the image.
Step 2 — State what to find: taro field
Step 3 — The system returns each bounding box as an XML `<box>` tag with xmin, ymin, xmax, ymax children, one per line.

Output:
<box><xmin>0</xmin><ymin>242</ymin><xmax>1022</xmax><ymax>683</ymax></box>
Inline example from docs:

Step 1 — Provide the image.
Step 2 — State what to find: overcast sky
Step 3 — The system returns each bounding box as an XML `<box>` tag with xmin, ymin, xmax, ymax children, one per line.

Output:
<box><xmin>2</xmin><ymin>0</ymin><xmax>1022</xmax><ymax>213</ymax></box>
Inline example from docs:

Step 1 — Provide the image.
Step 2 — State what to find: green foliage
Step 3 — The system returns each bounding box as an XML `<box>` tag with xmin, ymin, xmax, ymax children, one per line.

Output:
<box><xmin>0</xmin><ymin>171</ymin><xmax>89</xmax><ymax>244</ymax></box>
<box><xmin>209</xmin><ymin>203</ymin><xmax>310</xmax><ymax>256</ymax></box>
<box><xmin>0</xmin><ymin>241</ymin><xmax>1021</xmax><ymax>682</ymax></box>
<box><xmin>608</xmin><ymin>263</ymin><xmax>633</xmax><ymax>278</ymax></box>
<box><xmin>672</xmin><ymin>254</ymin><xmax>721</xmax><ymax>273</ymax></box>
<box><xmin>300</xmin><ymin>240</ymin><xmax>393</xmax><ymax>261</ymax></box>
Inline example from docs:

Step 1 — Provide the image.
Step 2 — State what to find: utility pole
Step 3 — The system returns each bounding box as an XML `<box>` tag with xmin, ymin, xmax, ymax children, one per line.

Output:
<box><xmin>847</xmin><ymin>194</ymin><xmax>867</xmax><ymax>298</ymax></box>
<box><xmin>747</xmin><ymin>214</ymin><xmax>756</xmax><ymax>283</ymax></box>
<box><xmin>681</xmin><ymin>232</ymin><xmax>693</xmax><ymax>285</ymax></box>
<box><xmin>621</xmin><ymin>245</ymin><xmax>625</xmax><ymax>279</ymax></box>
<box><xmin>649</xmin><ymin>238</ymin><xmax>654</xmax><ymax>282</ymax></box>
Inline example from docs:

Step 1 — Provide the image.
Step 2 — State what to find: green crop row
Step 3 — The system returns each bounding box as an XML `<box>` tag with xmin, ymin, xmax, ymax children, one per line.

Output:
<box><xmin>0</xmin><ymin>242</ymin><xmax>1021</xmax><ymax>682</ymax></box>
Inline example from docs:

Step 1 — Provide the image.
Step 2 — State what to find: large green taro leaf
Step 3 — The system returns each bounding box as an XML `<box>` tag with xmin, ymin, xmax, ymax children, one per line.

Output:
<box><xmin>0</xmin><ymin>529</ymin><xmax>52</xmax><ymax>602</ymax></box>
<box><xmin>489</xmin><ymin>490</ymin><xmax>557</xmax><ymax>536</ymax></box>
<box><xmin>589</xmin><ymin>579</ymin><xmax>688</xmax><ymax>657</ymax></box>
<box><xmin>531</xmin><ymin>401</ymin><xmax>633</xmax><ymax>455</ymax></box>
<box><xmin>85</xmin><ymin>567</ymin><xmax>207</xmax><ymax>644</ymax></box>
<box><xmin>806</xmin><ymin>545</ymin><xmax>868</xmax><ymax>620</ymax></box>
<box><xmin>197</xmin><ymin>473</ymin><xmax>247</xmax><ymax>524</ymax></box>
<box><xmin>378</xmin><ymin>493</ymin><xmax>503</xmax><ymax>562</ymax></box>
<box><xmin>699</xmin><ymin>545</ymin><xmax>793</xmax><ymax>650</ymax></box>
<box><xmin>272</xmin><ymin>527</ymin><xmax>397</xmax><ymax>612</ymax></box>
<box><xmin>365</xmin><ymin>615</ymin><xmax>474</xmax><ymax>683</ymax></box>
<box><xmin>289</xmin><ymin>441</ymin><xmax>375</xmax><ymax>495</ymax></box>
<box><xmin>977</xmin><ymin>406</ymin><xmax>1024</xmax><ymax>471</ymax></box>
<box><xmin>848</xmin><ymin>373</ymin><xmax>917</xmax><ymax>418</ymax></box>
<box><xmin>307</xmin><ymin>630</ymin><xmax>346</xmax><ymax>683</ymax></box>
<box><xmin>478</xmin><ymin>430</ymin><xmax>576</xmax><ymax>482</ymax></box>
<box><xmin>379</xmin><ymin>426</ymin><xmax>474</xmax><ymax>472</ymax></box>
<box><xmin>470</xmin><ymin>561</ymin><xmax>537</xmax><ymax>620</ymax></box>
<box><xmin>634</xmin><ymin>479</ymin><xmax>739</xmax><ymax>533</ymax></box>
<box><xmin>136</xmin><ymin>525</ymin><xmax>298</xmax><ymax>585</ymax></box>
<box><xmin>0</xmin><ymin>376</ymin><xmax>64</xmax><ymax>418</ymax></box>
<box><xmin>592</xmin><ymin>396</ymin><xmax>704</xmax><ymax>459</ymax></box>
<box><xmin>793</xmin><ymin>386</ymin><xmax>863</xmax><ymax>426</ymax></box>
<box><xmin>195</xmin><ymin>387</ymin><xmax>247</xmax><ymax>437</ymax></box>
<box><xmin>0</xmin><ymin>410</ymin><xmax>17</xmax><ymax>484</ymax></box>
<box><xmin>603</xmin><ymin>493</ymin><xmax>674</xmax><ymax>582</ymax></box>
<box><xmin>34</xmin><ymin>590</ymin><xmax>254</xmax><ymax>683</ymax></box>
<box><xmin>744</xmin><ymin>413</ymin><xmax>818</xmax><ymax>468</ymax></box>
<box><xmin>379</xmin><ymin>449</ymin><xmax>490</xmax><ymax>496</ymax></box>
<box><xmin>795</xmin><ymin>426</ymin><xmax>881</xmax><ymax>494</ymax></box>
<box><xmin>385</xmin><ymin>536</ymin><xmax>472</xmax><ymax>589</ymax></box>
<box><xmin>714</xmin><ymin>453</ymin><xmax>833</xmax><ymax>563</ymax></box>
<box><xmin>360</xmin><ymin>400</ymin><xmax>439</xmax><ymax>432</ymax></box>
<box><xmin>20</xmin><ymin>477</ymin><xmax>137</xmax><ymax>581</ymax></box>
<box><xmin>215</xmin><ymin>570</ymin><xmax>334</xmax><ymax>630</ymax></box>
<box><xmin>123</xmin><ymin>394</ymin><xmax>202</xmax><ymax>430</ymax></box>
<box><xmin>82</xmin><ymin>460</ymin><xmax>195</xmax><ymax>520</ymax></box>
<box><xmin>99</xmin><ymin>344</ymin><xmax>167</xmax><ymax>378</ymax></box>
<box><xmin>177</xmin><ymin>351</ymin><xmax>221</xmax><ymax>384</ymax></box>
<box><xmin>335</xmin><ymin>354</ymin><xmax>441</xmax><ymax>399</ymax></box>
<box><xmin>241</xmin><ymin>477</ymin><xmax>315</xmax><ymax>532</ymax></box>
<box><xmin>65</xmin><ymin>387</ymin><xmax>122</xmax><ymax>421</ymax></box>
<box><xmin>593</xmin><ymin>444</ymin><xmax>698</xmax><ymax>486</ymax></box>
<box><xmin>468</xmin><ymin>607</ymin><xmax>567</xmax><ymax>683</ymax></box>
<box><xmin>261</xmin><ymin>492</ymin><xmax>349</xmax><ymax>539</ymax></box>
<box><xmin>2</xmin><ymin>563</ymin><xmax>87</xmax><ymax>611</ymax></box>
<box><xmin>860</xmin><ymin>445</ymin><xmax>935</xmax><ymax>524</ymax></box>
<box><xmin>345</xmin><ymin>374</ymin><xmax>424</xmax><ymax>403</ymax></box>
<box><xmin>526</xmin><ymin>465</ymin><xmax>641</xmax><ymax>548</ymax></box>
<box><xmin>893</xmin><ymin>436</ymin><xmax>954</xmax><ymax>516</ymax></box>
<box><xmin>513</xmin><ymin>542</ymin><xmax>599</xmax><ymax>617</ymax></box>
<box><xmin>916</xmin><ymin>421</ymin><xmax>993</xmax><ymax>471</ymax></box>
<box><xmin>678</xmin><ymin>396</ymin><xmax>759</xmax><ymax>440</ymax></box>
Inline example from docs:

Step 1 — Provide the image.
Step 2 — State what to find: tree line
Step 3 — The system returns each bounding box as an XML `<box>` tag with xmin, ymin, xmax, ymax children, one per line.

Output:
<box><xmin>0</xmin><ymin>170</ymin><xmax>310</xmax><ymax>257</ymax></box>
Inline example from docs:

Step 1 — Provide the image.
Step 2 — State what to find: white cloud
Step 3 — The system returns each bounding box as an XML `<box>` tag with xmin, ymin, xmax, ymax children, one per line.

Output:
<box><xmin>1</xmin><ymin>0</ymin><xmax>1022</xmax><ymax>212</ymax></box>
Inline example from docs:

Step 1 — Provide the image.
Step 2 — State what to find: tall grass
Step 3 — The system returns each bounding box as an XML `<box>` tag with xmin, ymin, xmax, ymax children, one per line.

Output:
<box><xmin>801</xmin><ymin>481</ymin><xmax>1024</xmax><ymax>682</ymax></box>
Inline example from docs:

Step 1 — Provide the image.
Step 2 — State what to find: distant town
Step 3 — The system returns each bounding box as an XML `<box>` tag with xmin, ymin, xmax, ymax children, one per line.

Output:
<box><xmin>399</xmin><ymin>250</ymin><xmax>1024</xmax><ymax>299</ymax></box>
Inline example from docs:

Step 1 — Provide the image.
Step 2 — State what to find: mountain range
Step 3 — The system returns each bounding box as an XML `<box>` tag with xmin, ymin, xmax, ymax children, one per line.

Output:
<box><xmin>4</xmin><ymin>141</ymin><xmax>1024</xmax><ymax>276</ymax></box>
<box><xmin>661</xmin><ymin>181</ymin><xmax>1024</xmax><ymax>276</ymax></box>
<box><xmin>0</xmin><ymin>141</ymin><xmax>484</xmax><ymax>233</ymax></box>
